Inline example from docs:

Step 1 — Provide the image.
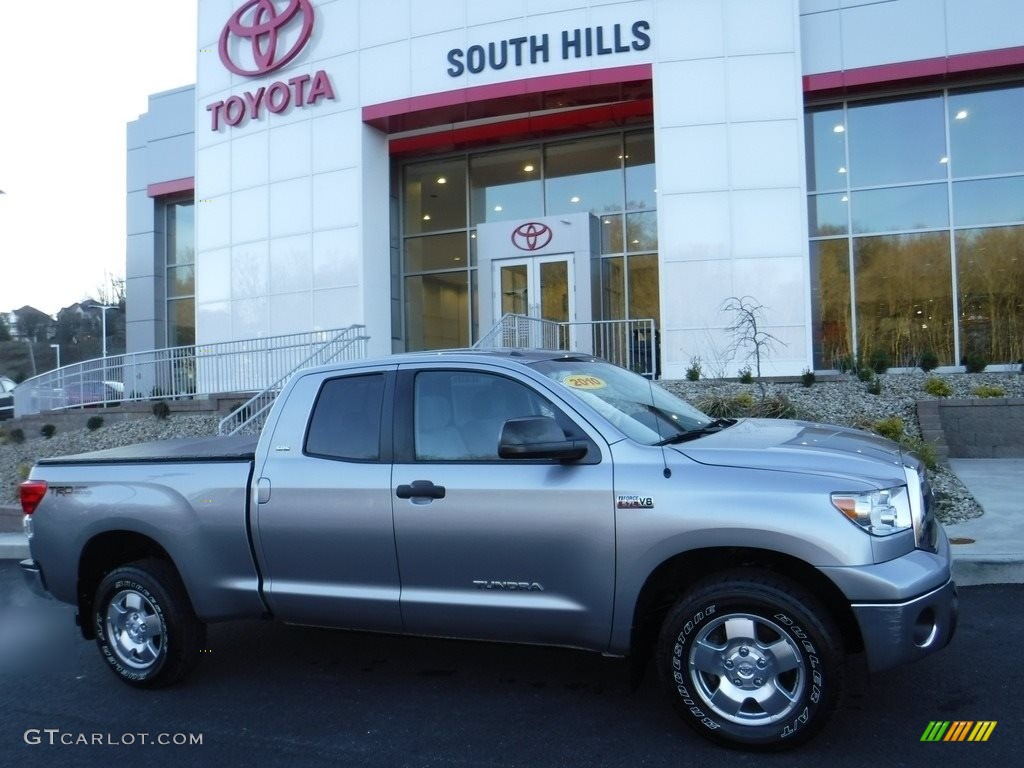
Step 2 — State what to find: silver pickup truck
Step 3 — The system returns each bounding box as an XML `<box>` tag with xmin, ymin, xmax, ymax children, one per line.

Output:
<box><xmin>19</xmin><ymin>350</ymin><xmax>957</xmax><ymax>750</ymax></box>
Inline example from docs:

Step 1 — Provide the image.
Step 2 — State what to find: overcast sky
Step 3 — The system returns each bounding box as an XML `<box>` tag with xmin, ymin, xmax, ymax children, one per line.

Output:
<box><xmin>0</xmin><ymin>0</ymin><xmax>197</xmax><ymax>315</ymax></box>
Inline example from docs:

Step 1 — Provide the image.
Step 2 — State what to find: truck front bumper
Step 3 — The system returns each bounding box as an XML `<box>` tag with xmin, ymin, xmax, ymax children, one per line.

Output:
<box><xmin>850</xmin><ymin>577</ymin><xmax>958</xmax><ymax>671</ymax></box>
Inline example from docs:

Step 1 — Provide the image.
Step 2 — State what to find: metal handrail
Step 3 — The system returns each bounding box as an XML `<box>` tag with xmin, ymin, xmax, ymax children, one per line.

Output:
<box><xmin>217</xmin><ymin>326</ymin><xmax>369</xmax><ymax>436</ymax></box>
<box><xmin>12</xmin><ymin>326</ymin><xmax>369</xmax><ymax>418</ymax></box>
<box><xmin>474</xmin><ymin>314</ymin><xmax>658</xmax><ymax>378</ymax></box>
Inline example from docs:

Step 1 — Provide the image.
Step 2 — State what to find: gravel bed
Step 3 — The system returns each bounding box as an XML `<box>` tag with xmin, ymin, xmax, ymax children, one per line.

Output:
<box><xmin>1</xmin><ymin>370</ymin><xmax>1021</xmax><ymax>522</ymax></box>
<box><xmin>0</xmin><ymin>413</ymin><xmax>221</xmax><ymax>505</ymax></box>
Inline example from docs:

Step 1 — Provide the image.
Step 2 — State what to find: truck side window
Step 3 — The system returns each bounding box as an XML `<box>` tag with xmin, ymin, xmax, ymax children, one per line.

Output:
<box><xmin>414</xmin><ymin>370</ymin><xmax>557</xmax><ymax>461</ymax></box>
<box><xmin>305</xmin><ymin>374</ymin><xmax>386</xmax><ymax>461</ymax></box>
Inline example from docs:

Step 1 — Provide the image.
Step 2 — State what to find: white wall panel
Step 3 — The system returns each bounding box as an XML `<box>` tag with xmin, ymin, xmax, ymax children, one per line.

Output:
<box><xmin>945</xmin><ymin>0</ymin><xmax>1024</xmax><ymax>56</ymax></box>
<box><xmin>654</xmin><ymin>58</ymin><xmax>727</xmax><ymax>128</ymax></box>
<box><xmin>197</xmin><ymin>143</ymin><xmax>231</xmax><ymax>198</ymax></box>
<box><xmin>653</xmin><ymin>0</ymin><xmax>724</xmax><ymax>62</ymax></box>
<box><xmin>269</xmin><ymin>177</ymin><xmax>313</xmax><ymax>238</ymax></box>
<box><xmin>658</xmin><ymin>192</ymin><xmax>732</xmax><ymax>262</ymax></box>
<box><xmin>230</xmin><ymin>131</ymin><xmax>269</xmax><ymax>190</ymax></box>
<box><xmin>313</xmin><ymin>169</ymin><xmax>360</xmax><ymax>231</ymax></box>
<box><xmin>313</xmin><ymin>227</ymin><xmax>362</xmax><ymax>288</ymax></box>
<box><xmin>195</xmin><ymin>247</ymin><xmax>231</xmax><ymax>304</ymax></box>
<box><xmin>726</xmin><ymin>53</ymin><xmax>799</xmax><ymax>122</ymax></box>
<box><xmin>359</xmin><ymin>41</ymin><xmax>411</xmax><ymax>104</ymax></box>
<box><xmin>657</xmin><ymin>125</ymin><xmax>729</xmax><ymax>194</ymax></box>
<box><xmin>270</xmin><ymin>292</ymin><xmax>316</xmax><ymax>335</ymax></box>
<box><xmin>725</xmin><ymin>0</ymin><xmax>796</xmax><ymax>56</ymax></box>
<box><xmin>312</xmin><ymin>111</ymin><xmax>362</xmax><ymax>173</ymax></box>
<box><xmin>799</xmin><ymin>8</ymin><xmax>842</xmax><ymax>74</ymax></box>
<box><xmin>269</xmin><ymin>121</ymin><xmax>313</xmax><ymax>182</ymax></box>
<box><xmin>230</xmin><ymin>186</ymin><xmax>269</xmax><ymax>243</ymax></box>
<box><xmin>358</xmin><ymin>0</ymin><xmax>411</xmax><ymax>48</ymax></box>
<box><xmin>269</xmin><ymin>235</ymin><xmax>314</xmax><ymax>294</ymax></box>
<box><xmin>839</xmin><ymin>0</ymin><xmax>945</xmax><ymax>70</ymax></box>
<box><xmin>729</xmin><ymin>120</ymin><xmax>801</xmax><ymax>189</ymax></box>
<box><xmin>731</xmin><ymin>188</ymin><xmax>804</xmax><ymax>258</ymax></box>
<box><xmin>231</xmin><ymin>241</ymin><xmax>270</xmax><ymax>299</ymax></box>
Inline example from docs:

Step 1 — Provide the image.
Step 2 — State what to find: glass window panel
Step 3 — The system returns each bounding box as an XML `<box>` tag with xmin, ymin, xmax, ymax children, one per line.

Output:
<box><xmin>955</xmin><ymin>226</ymin><xmax>1024</xmax><ymax>364</ymax></box>
<box><xmin>167</xmin><ymin>201</ymin><xmax>194</xmax><ymax>266</ymax></box>
<box><xmin>854</xmin><ymin>232</ymin><xmax>954</xmax><ymax>367</ymax></box>
<box><xmin>625</xmin><ymin>131</ymin><xmax>656</xmax><ymax>210</ymax></box>
<box><xmin>600</xmin><ymin>214</ymin><xmax>624</xmax><ymax>254</ymax></box>
<box><xmin>628</xmin><ymin>253</ymin><xmax>659</xmax><ymax>323</ymax></box>
<box><xmin>847</xmin><ymin>95</ymin><xmax>946</xmax><ymax>187</ymax></box>
<box><xmin>626</xmin><ymin>211</ymin><xmax>658</xmax><ymax>251</ymax></box>
<box><xmin>953</xmin><ymin>177</ymin><xmax>1024</xmax><ymax>227</ymax></box>
<box><xmin>167</xmin><ymin>266</ymin><xmax>194</xmax><ymax>298</ymax></box>
<box><xmin>539</xmin><ymin>260</ymin><xmax>569</xmax><ymax>323</ymax></box>
<box><xmin>544</xmin><ymin>134</ymin><xmax>623</xmax><ymax>215</ymax></box>
<box><xmin>469</xmin><ymin>147</ymin><xmax>543</xmax><ymax>225</ymax></box>
<box><xmin>305</xmin><ymin>374</ymin><xmax>385</xmax><ymax>461</ymax></box>
<box><xmin>405</xmin><ymin>233</ymin><xmax>468</xmax><ymax>272</ymax></box>
<box><xmin>809</xmin><ymin>239</ymin><xmax>852</xmax><ymax>369</ymax></box>
<box><xmin>850</xmin><ymin>184</ymin><xmax>948</xmax><ymax>233</ymax></box>
<box><xmin>403</xmin><ymin>158</ymin><xmax>467</xmax><ymax>235</ymax></box>
<box><xmin>167</xmin><ymin>298</ymin><xmax>195</xmax><ymax>347</ymax></box>
<box><xmin>601</xmin><ymin>257</ymin><xmax>625</xmax><ymax>320</ymax></box>
<box><xmin>948</xmin><ymin>85</ymin><xmax>1024</xmax><ymax>178</ymax></box>
<box><xmin>499</xmin><ymin>264</ymin><xmax>529</xmax><ymax>316</ymax></box>
<box><xmin>404</xmin><ymin>272</ymin><xmax>469</xmax><ymax>350</ymax></box>
<box><xmin>805</xmin><ymin>106</ymin><xmax>848</xmax><ymax>192</ymax></box>
<box><xmin>808</xmin><ymin>193</ymin><xmax>849</xmax><ymax>237</ymax></box>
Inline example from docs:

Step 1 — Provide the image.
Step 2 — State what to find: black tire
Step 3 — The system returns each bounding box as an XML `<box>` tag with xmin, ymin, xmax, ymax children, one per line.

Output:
<box><xmin>656</xmin><ymin>569</ymin><xmax>843</xmax><ymax>750</ymax></box>
<box><xmin>93</xmin><ymin>559</ymin><xmax>205</xmax><ymax>688</ymax></box>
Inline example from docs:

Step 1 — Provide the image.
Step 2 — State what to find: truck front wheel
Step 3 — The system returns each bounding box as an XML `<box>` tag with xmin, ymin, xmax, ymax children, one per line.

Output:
<box><xmin>656</xmin><ymin>569</ymin><xmax>843</xmax><ymax>750</ymax></box>
<box><xmin>93</xmin><ymin>559</ymin><xmax>205</xmax><ymax>688</ymax></box>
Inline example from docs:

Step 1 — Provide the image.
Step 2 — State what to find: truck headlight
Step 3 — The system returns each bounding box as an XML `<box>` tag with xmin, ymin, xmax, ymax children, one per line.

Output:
<box><xmin>831</xmin><ymin>486</ymin><xmax>912</xmax><ymax>536</ymax></box>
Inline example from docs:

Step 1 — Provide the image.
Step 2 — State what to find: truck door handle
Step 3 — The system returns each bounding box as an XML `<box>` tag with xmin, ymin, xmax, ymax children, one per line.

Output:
<box><xmin>396</xmin><ymin>480</ymin><xmax>446</xmax><ymax>500</ymax></box>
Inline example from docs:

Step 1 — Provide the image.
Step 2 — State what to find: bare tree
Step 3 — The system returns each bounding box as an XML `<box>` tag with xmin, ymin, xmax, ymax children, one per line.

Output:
<box><xmin>722</xmin><ymin>296</ymin><xmax>785</xmax><ymax>397</ymax></box>
<box><xmin>95</xmin><ymin>271</ymin><xmax>127</xmax><ymax>308</ymax></box>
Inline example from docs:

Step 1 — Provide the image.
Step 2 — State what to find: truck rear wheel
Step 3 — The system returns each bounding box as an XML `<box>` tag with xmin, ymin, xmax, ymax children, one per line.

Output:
<box><xmin>93</xmin><ymin>559</ymin><xmax>205</xmax><ymax>688</ymax></box>
<box><xmin>656</xmin><ymin>569</ymin><xmax>843</xmax><ymax>750</ymax></box>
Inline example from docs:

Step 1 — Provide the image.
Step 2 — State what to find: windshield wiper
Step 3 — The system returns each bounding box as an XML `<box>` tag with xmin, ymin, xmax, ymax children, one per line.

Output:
<box><xmin>654</xmin><ymin>418</ymin><xmax>736</xmax><ymax>446</ymax></box>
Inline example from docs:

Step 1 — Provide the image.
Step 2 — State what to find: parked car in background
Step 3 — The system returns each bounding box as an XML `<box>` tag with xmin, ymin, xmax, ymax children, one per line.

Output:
<box><xmin>0</xmin><ymin>375</ymin><xmax>16</xmax><ymax>420</ymax></box>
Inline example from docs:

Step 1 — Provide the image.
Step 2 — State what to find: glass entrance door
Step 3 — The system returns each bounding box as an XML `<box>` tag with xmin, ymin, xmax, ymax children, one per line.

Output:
<box><xmin>494</xmin><ymin>255</ymin><xmax>573</xmax><ymax>323</ymax></box>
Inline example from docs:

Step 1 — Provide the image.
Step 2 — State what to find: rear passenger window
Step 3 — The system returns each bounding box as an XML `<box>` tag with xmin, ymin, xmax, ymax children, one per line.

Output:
<box><xmin>305</xmin><ymin>374</ymin><xmax>385</xmax><ymax>461</ymax></box>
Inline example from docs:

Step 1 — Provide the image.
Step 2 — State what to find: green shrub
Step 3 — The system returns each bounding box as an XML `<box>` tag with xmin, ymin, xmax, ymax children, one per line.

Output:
<box><xmin>972</xmin><ymin>385</ymin><xmax>1006</xmax><ymax>398</ymax></box>
<box><xmin>17</xmin><ymin>463</ymin><xmax>31</xmax><ymax>481</ymax></box>
<box><xmin>152</xmin><ymin>400</ymin><xmax>171</xmax><ymax>420</ymax></box>
<box><xmin>87</xmin><ymin>416</ymin><xmax>104</xmax><ymax>431</ymax></box>
<box><xmin>873</xmin><ymin>417</ymin><xmax>904</xmax><ymax>441</ymax></box>
<box><xmin>40</xmin><ymin>424</ymin><xmax>56</xmax><ymax>439</ymax></box>
<box><xmin>963</xmin><ymin>353</ymin><xmax>989</xmax><ymax>373</ymax></box>
<box><xmin>834</xmin><ymin>354</ymin><xmax>856</xmax><ymax>373</ymax></box>
<box><xmin>901</xmin><ymin>436</ymin><xmax>938</xmax><ymax>471</ymax></box>
<box><xmin>698</xmin><ymin>391</ymin><xmax>754</xmax><ymax>418</ymax></box>
<box><xmin>754</xmin><ymin>393</ymin><xmax>797</xmax><ymax>419</ymax></box>
<box><xmin>918</xmin><ymin>349</ymin><xmax>939</xmax><ymax>372</ymax></box>
<box><xmin>685</xmin><ymin>357</ymin><xmax>701</xmax><ymax>382</ymax></box>
<box><xmin>856</xmin><ymin>367</ymin><xmax>874</xmax><ymax>382</ymax></box>
<box><xmin>868</xmin><ymin>348</ymin><xmax>891</xmax><ymax>374</ymax></box>
<box><xmin>923</xmin><ymin>377</ymin><xmax>953</xmax><ymax>397</ymax></box>
<box><xmin>8</xmin><ymin>428</ymin><xmax>25</xmax><ymax>444</ymax></box>
<box><xmin>738</xmin><ymin>366</ymin><xmax>754</xmax><ymax>384</ymax></box>
<box><xmin>866</xmin><ymin>379</ymin><xmax>882</xmax><ymax>395</ymax></box>
<box><xmin>801</xmin><ymin>369</ymin><xmax>815</xmax><ymax>388</ymax></box>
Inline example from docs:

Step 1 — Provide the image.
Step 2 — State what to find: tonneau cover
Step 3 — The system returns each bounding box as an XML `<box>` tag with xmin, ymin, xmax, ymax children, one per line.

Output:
<box><xmin>37</xmin><ymin>435</ymin><xmax>259</xmax><ymax>465</ymax></box>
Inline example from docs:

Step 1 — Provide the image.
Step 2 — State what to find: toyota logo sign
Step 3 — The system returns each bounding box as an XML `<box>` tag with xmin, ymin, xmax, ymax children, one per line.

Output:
<box><xmin>511</xmin><ymin>222</ymin><xmax>553</xmax><ymax>251</ymax></box>
<box><xmin>219</xmin><ymin>0</ymin><xmax>316</xmax><ymax>77</ymax></box>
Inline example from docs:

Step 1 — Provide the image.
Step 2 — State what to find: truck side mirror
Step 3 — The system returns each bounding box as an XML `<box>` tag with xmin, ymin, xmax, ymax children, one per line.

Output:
<box><xmin>498</xmin><ymin>416</ymin><xmax>588</xmax><ymax>462</ymax></box>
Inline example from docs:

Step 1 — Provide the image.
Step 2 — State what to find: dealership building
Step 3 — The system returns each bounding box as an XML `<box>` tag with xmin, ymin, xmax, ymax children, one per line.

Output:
<box><xmin>127</xmin><ymin>0</ymin><xmax>1024</xmax><ymax>379</ymax></box>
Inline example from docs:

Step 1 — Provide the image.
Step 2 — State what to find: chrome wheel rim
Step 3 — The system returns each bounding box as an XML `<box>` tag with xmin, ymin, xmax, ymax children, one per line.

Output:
<box><xmin>688</xmin><ymin>612</ymin><xmax>805</xmax><ymax>725</ymax></box>
<box><xmin>105</xmin><ymin>589</ymin><xmax>165</xmax><ymax>670</ymax></box>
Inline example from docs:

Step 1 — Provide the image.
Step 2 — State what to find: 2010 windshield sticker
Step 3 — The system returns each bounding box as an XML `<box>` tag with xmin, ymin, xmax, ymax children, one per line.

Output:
<box><xmin>617</xmin><ymin>495</ymin><xmax>654</xmax><ymax>509</ymax></box>
<box><xmin>563</xmin><ymin>374</ymin><xmax>606</xmax><ymax>390</ymax></box>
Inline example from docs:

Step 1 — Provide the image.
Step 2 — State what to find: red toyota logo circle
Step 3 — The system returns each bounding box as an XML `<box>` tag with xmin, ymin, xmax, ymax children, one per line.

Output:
<box><xmin>511</xmin><ymin>222</ymin><xmax>553</xmax><ymax>251</ymax></box>
<box><xmin>219</xmin><ymin>0</ymin><xmax>315</xmax><ymax>77</ymax></box>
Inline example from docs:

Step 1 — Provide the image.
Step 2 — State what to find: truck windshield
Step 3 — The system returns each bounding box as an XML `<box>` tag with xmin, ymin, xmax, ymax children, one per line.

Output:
<box><xmin>530</xmin><ymin>358</ymin><xmax>713</xmax><ymax>445</ymax></box>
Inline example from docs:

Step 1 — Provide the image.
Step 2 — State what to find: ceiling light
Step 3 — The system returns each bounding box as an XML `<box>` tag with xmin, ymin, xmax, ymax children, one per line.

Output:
<box><xmin>422</xmin><ymin>214</ymin><xmax>431</xmax><ymax>221</ymax></box>
<box><xmin>840</xmin><ymin>196</ymin><xmax>848</xmax><ymax>203</ymax></box>
<box><xmin>494</xmin><ymin>205</ymin><xmax>503</xmax><ymax>212</ymax></box>
<box><xmin>603</xmin><ymin>218</ymin><xmax>611</xmax><ymax>225</ymax></box>
<box><xmin>838</xmin><ymin>167</ymin><xmax>847</xmax><ymax>174</ymax></box>
<box><xmin>939</xmin><ymin>156</ymin><xmax>949</xmax><ymax>164</ymax></box>
<box><xmin>955</xmin><ymin>109</ymin><xmax>968</xmax><ymax>120</ymax></box>
<box><xmin>570</xmin><ymin>196</ymin><xmax>580</xmax><ymax>203</ymax></box>
<box><xmin>470</xmin><ymin>233</ymin><xmax>476</xmax><ymax>239</ymax></box>
<box><xmin>523</xmin><ymin>164</ymin><xmax>534</xmax><ymax>172</ymax></box>
<box><xmin>631</xmin><ymin>239</ymin><xmax>640</xmax><ymax>245</ymax></box>
<box><xmin>833</xmin><ymin>124</ymin><xmax>845</xmax><ymax>133</ymax></box>
<box><xmin>436</xmin><ymin>177</ymin><xmax>447</xmax><ymax>184</ymax></box>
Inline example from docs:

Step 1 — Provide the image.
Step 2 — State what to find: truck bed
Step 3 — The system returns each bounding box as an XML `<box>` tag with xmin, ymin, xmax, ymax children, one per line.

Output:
<box><xmin>36</xmin><ymin>435</ymin><xmax>258</xmax><ymax>465</ymax></box>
